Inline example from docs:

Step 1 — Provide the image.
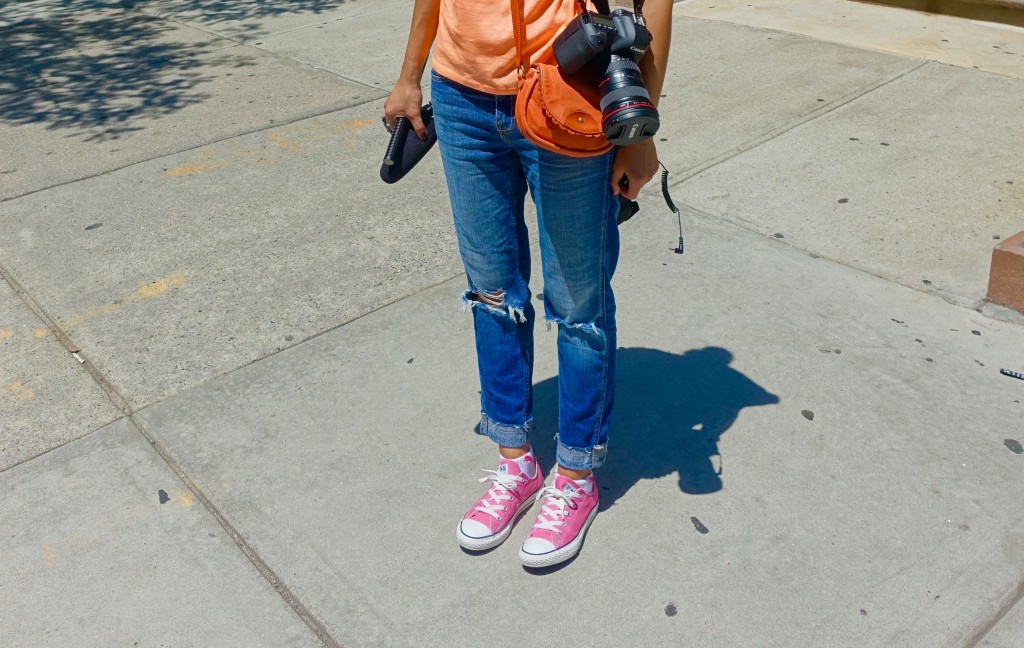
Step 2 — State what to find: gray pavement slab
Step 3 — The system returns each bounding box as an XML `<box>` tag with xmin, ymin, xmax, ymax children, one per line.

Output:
<box><xmin>0</xmin><ymin>97</ymin><xmax>458</xmax><ymax>410</ymax></box>
<box><xmin>649</xmin><ymin>16</ymin><xmax>920</xmax><ymax>174</ymax></box>
<box><xmin>676</xmin><ymin>0</ymin><xmax>1024</xmax><ymax>81</ymax></box>
<box><xmin>254</xmin><ymin>2</ymin><xmax>420</xmax><ymax>90</ymax></box>
<box><xmin>140</xmin><ymin>0</ymin><xmax>412</xmax><ymax>43</ymax></box>
<box><xmin>0</xmin><ymin>6</ymin><xmax>381</xmax><ymax>200</ymax></box>
<box><xmin>135</xmin><ymin>205</ymin><xmax>1024</xmax><ymax>648</ymax></box>
<box><xmin>677</xmin><ymin>61</ymin><xmax>1024</xmax><ymax>308</ymax></box>
<box><xmin>982</xmin><ymin>599</ymin><xmax>1024</xmax><ymax>647</ymax></box>
<box><xmin>0</xmin><ymin>417</ymin><xmax>320</xmax><ymax>647</ymax></box>
<box><xmin>0</xmin><ymin>275</ymin><xmax>121</xmax><ymax>471</ymax></box>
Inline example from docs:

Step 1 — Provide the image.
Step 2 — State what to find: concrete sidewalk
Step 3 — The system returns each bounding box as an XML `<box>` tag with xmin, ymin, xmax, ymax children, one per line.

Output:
<box><xmin>2</xmin><ymin>1</ymin><xmax>1023</xmax><ymax>646</ymax></box>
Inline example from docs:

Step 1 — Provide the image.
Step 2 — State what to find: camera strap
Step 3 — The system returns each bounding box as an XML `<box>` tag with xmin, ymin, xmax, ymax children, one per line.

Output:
<box><xmin>661</xmin><ymin>162</ymin><xmax>684</xmax><ymax>254</ymax></box>
<box><xmin>588</xmin><ymin>0</ymin><xmax>645</xmax><ymax>22</ymax></box>
<box><xmin>571</xmin><ymin>1</ymin><xmax>679</xmax><ymax>247</ymax></box>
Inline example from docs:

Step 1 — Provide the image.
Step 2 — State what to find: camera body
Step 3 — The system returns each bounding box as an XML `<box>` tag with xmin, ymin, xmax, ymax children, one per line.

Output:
<box><xmin>554</xmin><ymin>9</ymin><xmax>650</xmax><ymax>74</ymax></box>
<box><xmin>553</xmin><ymin>7</ymin><xmax>659</xmax><ymax>145</ymax></box>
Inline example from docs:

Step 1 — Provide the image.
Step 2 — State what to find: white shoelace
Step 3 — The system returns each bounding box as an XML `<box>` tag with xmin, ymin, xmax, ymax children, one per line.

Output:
<box><xmin>531</xmin><ymin>485</ymin><xmax>582</xmax><ymax>534</ymax></box>
<box><xmin>474</xmin><ymin>470</ymin><xmax>524</xmax><ymax>520</ymax></box>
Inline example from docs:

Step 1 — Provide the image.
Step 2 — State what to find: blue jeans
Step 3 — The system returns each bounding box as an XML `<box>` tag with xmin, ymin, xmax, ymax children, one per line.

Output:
<box><xmin>431</xmin><ymin>71</ymin><xmax>619</xmax><ymax>471</ymax></box>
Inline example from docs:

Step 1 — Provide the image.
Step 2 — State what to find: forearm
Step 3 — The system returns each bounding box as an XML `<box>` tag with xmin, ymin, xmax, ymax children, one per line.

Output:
<box><xmin>638</xmin><ymin>0</ymin><xmax>672</xmax><ymax>107</ymax></box>
<box><xmin>397</xmin><ymin>0</ymin><xmax>442</xmax><ymax>86</ymax></box>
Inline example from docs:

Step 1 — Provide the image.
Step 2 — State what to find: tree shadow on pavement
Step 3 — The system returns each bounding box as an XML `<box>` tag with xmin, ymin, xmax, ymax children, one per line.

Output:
<box><xmin>531</xmin><ymin>346</ymin><xmax>780</xmax><ymax>509</ymax></box>
<box><xmin>0</xmin><ymin>0</ymin><xmax>349</xmax><ymax>140</ymax></box>
<box><xmin>145</xmin><ymin>0</ymin><xmax>350</xmax><ymax>26</ymax></box>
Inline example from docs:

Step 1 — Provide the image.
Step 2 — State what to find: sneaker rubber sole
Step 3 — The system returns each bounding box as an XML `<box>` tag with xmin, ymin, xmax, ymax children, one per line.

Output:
<box><xmin>456</xmin><ymin>495</ymin><xmax>536</xmax><ymax>551</ymax></box>
<box><xmin>518</xmin><ymin>504</ymin><xmax>599</xmax><ymax>568</ymax></box>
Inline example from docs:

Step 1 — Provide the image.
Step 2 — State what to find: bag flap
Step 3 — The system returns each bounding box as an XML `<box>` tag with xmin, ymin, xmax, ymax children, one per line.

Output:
<box><xmin>534</xmin><ymin>64</ymin><xmax>604</xmax><ymax>137</ymax></box>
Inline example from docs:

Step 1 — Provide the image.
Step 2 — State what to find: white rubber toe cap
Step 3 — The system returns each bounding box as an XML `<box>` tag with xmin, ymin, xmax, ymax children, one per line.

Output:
<box><xmin>521</xmin><ymin>537</ymin><xmax>556</xmax><ymax>555</ymax></box>
<box><xmin>459</xmin><ymin>519</ymin><xmax>492</xmax><ymax>539</ymax></box>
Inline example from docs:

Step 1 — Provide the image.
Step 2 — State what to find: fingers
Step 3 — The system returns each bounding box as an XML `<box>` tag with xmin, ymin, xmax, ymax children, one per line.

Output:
<box><xmin>382</xmin><ymin>106</ymin><xmax>420</xmax><ymax>138</ymax></box>
<box><xmin>383</xmin><ymin>102</ymin><xmax>398</xmax><ymax>132</ymax></box>
<box><xmin>621</xmin><ymin>168</ymin><xmax>657</xmax><ymax>200</ymax></box>
<box><xmin>612</xmin><ymin>171</ymin><xmax>649</xmax><ymax>200</ymax></box>
<box><xmin>383</xmin><ymin>108</ymin><xmax>424</xmax><ymax>139</ymax></box>
<box><xmin>610</xmin><ymin>160</ymin><xmax>627</xmax><ymax>196</ymax></box>
<box><xmin>384</xmin><ymin>81</ymin><xmax>425</xmax><ymax>136</ymax></box>
<box><xmin>408</xmin><ymin>111</ymin><xmax>428</xmax><ymax>141</ymax></box>
<box><xmin>611</xmin><ymin>144</ymin><xmax>659</xmax><ymax>199</ymax></box>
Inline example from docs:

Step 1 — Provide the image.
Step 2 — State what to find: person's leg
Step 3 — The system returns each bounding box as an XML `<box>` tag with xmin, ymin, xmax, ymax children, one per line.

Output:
<box><xmin>513</xmin><ymin>138</ymin><xmax>619</xmax><ymax>567</ymax></box>
<box><xmin>431</xmin><ymin>72</ymin><xmax>544</xmax><ymax>550</ymax></box>
<box><xmin>519</xmin><ymin>145</ymin><xmax>619</xmax><ymax>474</ymax></box>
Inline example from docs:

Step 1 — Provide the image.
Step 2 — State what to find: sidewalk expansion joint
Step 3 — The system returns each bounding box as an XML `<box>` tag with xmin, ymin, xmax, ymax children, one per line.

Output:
<box><xmin>125</xmin><ymin>414</ymin><xmax>344</xmax><ymax>648</ymax></box>
<box><xmin>962</xmin><ymin>577</ymin><xmax>1024</xmax><ymax>648</ymax></box>
<box><xmin>0</xmin><ymin>264</ymin><xmax>343</xmax><ymax>648</ymax></box>
<box><xmin>0</xmin><ymin>264</ymin><xmax>132</xmax><ymax>416</ymax></box>
<box><xmin>666</xmin><ymin>59</ymin><xmax>928</xmax><ymax>190</ymax></box>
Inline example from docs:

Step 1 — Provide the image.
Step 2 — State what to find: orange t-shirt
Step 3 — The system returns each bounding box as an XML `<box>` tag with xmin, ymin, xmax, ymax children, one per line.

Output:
<box><xmin>432</xmin><ymin>0</ymin><xmax>595</xmax><ymax>96</ymax></box>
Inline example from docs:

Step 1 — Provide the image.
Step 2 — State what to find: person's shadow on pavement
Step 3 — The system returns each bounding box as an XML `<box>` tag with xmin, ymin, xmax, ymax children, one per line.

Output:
<box><xmin>531</xmin><ymin>346</ymin><xmax>779</xmax><ymax>509</ymax></box>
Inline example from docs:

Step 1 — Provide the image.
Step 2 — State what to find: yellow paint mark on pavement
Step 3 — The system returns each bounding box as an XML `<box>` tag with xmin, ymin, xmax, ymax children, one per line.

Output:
<box><xmin>0</xmin><ymin>328</ymin><xmax>13</xmax><ymax>340</ymax></box>
<box><xmin>2</xmin><ymin>379</ymin><xmax>35</xmax><ymax>400</ymax></box>
<box><xmin>174</xmin><ymin>490</ymin><xmax>195</xmax><ymax>507</ymax></box>
<box><xmin>164</xmin><ymin>117</ymin><xmax>379</xmax><ymax>174</ymax></box>
<box><xmin>268</xmin><ymin>117</ymin><xmax>376</xmax><ymax>150</ymax></box>
<box><xmin>136</xmin><ymin>274</ymin><xmax>186</xmax><ymax>298</ymax></box>
<box><xmin>267</xmin><ymin>132</ymin><xmax>302</xmax><ymax>151</ymax></box>
<box><xmin>279</xmin><ymin>117</ymin><xmax>374</xmax><ymax>143</ymax></box>
<box><xmin>63</xmin><ymin>274</ymin><xmax>187</xmax><ymax>330</ymax></box>
<box><xmin>165</xmin><ymin>141</ymin><xmax>277</xmax><ymax>177</ymax></box>
<box><xmin>34</xmin><ymin>328</ymin><xmax>50</xmax><ymax>339</ymax></box>
<box><xmin>165</xmin><ymin>149</ymin><xmax>231</xmax><ymax>177</ymax></box>
<box><xmin>44</xmin><ymin>544</ymin><xmax>57</xmax><ymax>568</ymax></box>
<box><xmin>340</xmin><ymin>118</ymin><xmax>374</xmax><ymax>149</ymax></box>
<box><xmin>166</xmin><ymin>161</ymin><xmax>228</xmax><ymax>177</ymax></box>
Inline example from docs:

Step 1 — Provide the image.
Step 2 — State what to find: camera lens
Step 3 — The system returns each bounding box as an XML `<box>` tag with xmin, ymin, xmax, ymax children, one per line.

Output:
<box><xmin>599</xmin><ymin>56</ymin><xmax>660</xmax><ymax>145</ymax></box>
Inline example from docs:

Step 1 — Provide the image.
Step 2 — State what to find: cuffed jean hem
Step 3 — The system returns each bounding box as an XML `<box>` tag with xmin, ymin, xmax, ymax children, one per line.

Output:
<box><xmin>477</xmin><ymin>412</ymin><xmax>532</xmax><ymax>448</ymax></box>
<box><xmin>555</xmin><ymin>435</ymin><xmax>608</xmax><ymax>471</ymax></box>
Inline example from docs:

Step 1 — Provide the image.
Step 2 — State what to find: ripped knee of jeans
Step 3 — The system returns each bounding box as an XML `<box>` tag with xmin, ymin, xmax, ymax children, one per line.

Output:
<box><xmin>545</xmin><ymin>314</ymin><xmax>604</xmax><ymax>340</ymax></box>
<box><xmin>471</xmin><ymin>288</ymin><xmax>505</xmax><ymax>309</ymax></box>
<box><xmin>461</xmin><ymin>288</ymin><xmax>527</xmax><ymax>324</ymax></box>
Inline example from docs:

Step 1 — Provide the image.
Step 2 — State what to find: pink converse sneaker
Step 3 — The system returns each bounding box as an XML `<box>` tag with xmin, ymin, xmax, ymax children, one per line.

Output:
<box><xmin>457</xmin><ymin>453</ymin><xmax>543</xmax><ymax>551</ymax></box>
<box><xmin>519</xmin><ymin>472</ymin><xmax>599</xmax><ymax>568</ymax></box>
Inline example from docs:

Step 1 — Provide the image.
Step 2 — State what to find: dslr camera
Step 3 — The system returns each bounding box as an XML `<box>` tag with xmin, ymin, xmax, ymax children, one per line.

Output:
<box><xmin>553</xmin><ymin>1</ymin><xmax>659</xmax><ymax>146</ymax></box>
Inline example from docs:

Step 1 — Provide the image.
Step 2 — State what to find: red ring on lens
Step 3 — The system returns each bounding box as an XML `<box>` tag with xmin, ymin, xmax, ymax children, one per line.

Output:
<box><xmin>602</xmin><ymin>101</ymin><xmax>656</xmax><ymax>121</ymax></box>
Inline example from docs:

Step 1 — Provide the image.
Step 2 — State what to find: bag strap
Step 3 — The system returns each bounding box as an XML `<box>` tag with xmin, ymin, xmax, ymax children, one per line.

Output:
<box><xmin>511</xmin><ymin>0</ymin><xmax>528</xmax><ymax>77</ymax></box>
<box><xmin>511</xmin><ymin>0</ymin><xmax>647</xmax><ymax>76</ymax></box>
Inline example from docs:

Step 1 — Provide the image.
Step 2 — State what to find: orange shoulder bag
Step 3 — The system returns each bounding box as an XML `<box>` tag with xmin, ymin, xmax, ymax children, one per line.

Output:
<box><xmin>512</xmin><ymin>0</ymin><xmax>613</xmax><ymax>158</ymax></box>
